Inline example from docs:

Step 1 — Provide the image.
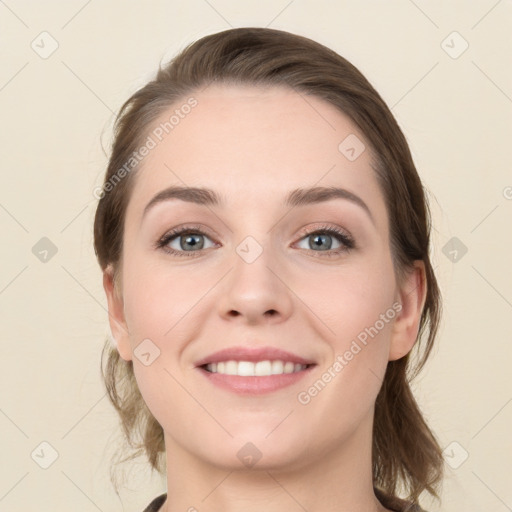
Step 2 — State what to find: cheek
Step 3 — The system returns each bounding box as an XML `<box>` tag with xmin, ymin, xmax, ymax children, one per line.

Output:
<box><xmin>121</xmin><ymin>259</ymin><xmax>205</xmax><ymax>429</ymax></box>
<box><xmin>301</xmin><ymin>255</ymin><xmax>396</xmax><ymax>340</ymax></box>
<box><xmin>297</xmin><ymin>283</ymin><xmax>397</xmax><ymax>435</ymax></box>
<box><xmin>307</xmin><ymin>258</ymin><xmax>396</xmax><ymax>383</ymax></box>
<box><xmin>122</xmin><ymin>256</ymin><xmax>204</xmax><ymax>345</ymax></box>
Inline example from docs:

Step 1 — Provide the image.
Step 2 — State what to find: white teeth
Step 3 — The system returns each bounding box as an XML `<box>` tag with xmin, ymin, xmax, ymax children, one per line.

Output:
<box><xmin>272</xmin><ymin>360</ymin><xmax>284</xmax><ymax>374</ymax></box>
<box><xmin>237</xmin><ymin>361</ymin><xmax>254</xmax><ymax>376</ymax></box>
<box><xmin>255</xmin><ymin>360</ymin><xmax>271</xmax><ymax>376</ymax></box>
<box><xmin>205</xmin><ymin>360</ymin><xmax>308</xmax><ymax>376</ymax></box>
<box><xmin>284</xmin><ymin>361</ymin><xmax>295</xmax><ymax>373</ymax></box>
<box><xmin>225</xmin><ymin>361</ymin><xmax>238</xmax><ymax>375</ymax></box>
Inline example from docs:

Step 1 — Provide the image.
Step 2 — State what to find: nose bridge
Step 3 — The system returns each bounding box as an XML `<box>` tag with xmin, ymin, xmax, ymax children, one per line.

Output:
<box><xmin>216</xmin><ymin>229</ymin><xmax>293</xmax><ymax>323</ymax></box>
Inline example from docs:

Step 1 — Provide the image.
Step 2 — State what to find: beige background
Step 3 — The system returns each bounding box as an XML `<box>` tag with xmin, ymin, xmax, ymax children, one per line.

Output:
<box><xmin>1</xmin><ymin>1</ymin><xmax>511</xmax><ymax>511</ymax></box>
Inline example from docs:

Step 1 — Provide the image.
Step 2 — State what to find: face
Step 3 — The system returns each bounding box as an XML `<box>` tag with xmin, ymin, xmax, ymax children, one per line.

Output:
<box><xmin>105</xmin><ymin>84</ymin><xmax>425</xmax><ymax>472</ymax></box>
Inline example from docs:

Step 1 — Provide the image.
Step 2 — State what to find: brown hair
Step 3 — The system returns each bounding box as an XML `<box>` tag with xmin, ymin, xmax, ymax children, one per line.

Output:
<box><xmin>94</xmin><ymin>27</ymin><xmax>443</xmax><ymax>505</ymax></box>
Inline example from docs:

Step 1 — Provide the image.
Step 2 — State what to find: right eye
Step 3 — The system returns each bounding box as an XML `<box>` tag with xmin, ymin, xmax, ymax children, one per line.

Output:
<box><xmin>156</xmin><ymin>226</ymin><xmax>217</xmax><ymax>257</ymax></box>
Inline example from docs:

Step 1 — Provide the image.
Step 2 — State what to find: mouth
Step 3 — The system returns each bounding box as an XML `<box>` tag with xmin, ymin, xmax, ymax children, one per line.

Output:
<box><xmin>194</xmin><ymin>346</ymin><xmax>317</xmax><ymax>395</ymax></box>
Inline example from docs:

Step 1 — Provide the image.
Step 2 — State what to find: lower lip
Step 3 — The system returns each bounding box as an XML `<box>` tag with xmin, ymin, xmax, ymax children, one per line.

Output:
<box><xmin>197</xmin><ymin>365</ymin><xmax>315</xmax><ymax>395</ymax></box>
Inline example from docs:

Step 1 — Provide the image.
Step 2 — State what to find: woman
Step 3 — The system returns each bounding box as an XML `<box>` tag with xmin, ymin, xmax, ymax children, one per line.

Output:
<box><xmin>94</xmin><ymin>27</ymin><xmax>444</xmax><ymax>512</ymax></box>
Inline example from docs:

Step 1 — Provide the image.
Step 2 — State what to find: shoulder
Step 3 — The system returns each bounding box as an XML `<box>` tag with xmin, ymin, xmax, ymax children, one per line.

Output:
<box><xmin>142</xmin><ymin>493</ymin><xmax>167</xmax><ymax>512</ymax></box>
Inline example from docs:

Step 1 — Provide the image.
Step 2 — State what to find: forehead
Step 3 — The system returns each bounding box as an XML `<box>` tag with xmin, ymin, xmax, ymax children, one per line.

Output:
<box><xmin>126</xmin><ymin>83</ymin><xmax>386</xmax><ymax>225</ymax></box>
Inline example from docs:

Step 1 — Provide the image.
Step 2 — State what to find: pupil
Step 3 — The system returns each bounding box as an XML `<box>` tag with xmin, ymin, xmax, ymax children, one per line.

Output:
<box><xmin>182</xmin><ymin>234</ymin><xmax>204</xmax><ymax>250</ymax></box>
<box><xmin>311</xmin><ymin>234</ymin><xmax>331</xmax><ymax>251</ymax></box>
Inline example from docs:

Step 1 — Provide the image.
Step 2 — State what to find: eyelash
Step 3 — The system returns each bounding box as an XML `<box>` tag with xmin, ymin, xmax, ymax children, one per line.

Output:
<box><xmin>155</xmin><ymin>223</ymin><xmax>356</xmax><ymax>259</ymax></box>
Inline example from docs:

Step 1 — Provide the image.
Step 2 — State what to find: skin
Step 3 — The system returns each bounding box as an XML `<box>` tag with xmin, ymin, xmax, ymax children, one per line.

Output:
<box><xmin>103</xmin><ymin>84</ymin><xmax>427</xmax><ymax>512</ymax></box>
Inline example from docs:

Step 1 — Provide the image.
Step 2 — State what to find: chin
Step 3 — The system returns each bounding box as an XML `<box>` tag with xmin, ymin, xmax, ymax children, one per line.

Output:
<box><xmin>192</xmin><ymin>428</ymin><xmax>309</xmax><ymax>472</ymax></box>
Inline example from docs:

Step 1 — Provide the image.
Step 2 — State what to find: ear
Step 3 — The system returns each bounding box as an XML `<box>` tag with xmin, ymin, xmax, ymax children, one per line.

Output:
<box><xmin>388</xmin><ymin>260</ymin><xmax>427</xmax><ymax>361</ymax></box>
<box><xmin>103</xmin><ymin>266</ymin><xmax>132</xmax><ymax>361</ymax></box>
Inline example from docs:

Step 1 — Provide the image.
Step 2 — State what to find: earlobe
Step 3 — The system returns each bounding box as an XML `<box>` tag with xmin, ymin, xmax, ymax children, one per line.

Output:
<box><xmin>103</xmin><ymin>266</ymin><xmax>133</xmax><ymax>361</ymax></box>
<box><xmin>388</xmin><ymin>260</ymin><xmax>427</xmax><ymax>361</ymax></box>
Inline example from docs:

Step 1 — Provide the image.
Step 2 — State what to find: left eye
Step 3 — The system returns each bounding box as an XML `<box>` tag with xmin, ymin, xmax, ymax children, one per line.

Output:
<box><xmin>296</xmin><ymin>231</ymin><xmax>348</xmax><ymax>252</ymax></box>
<box><xmin>301</xmin><ymin>232</ymin><xmax>342</xmax><ymax>251</ymax></box>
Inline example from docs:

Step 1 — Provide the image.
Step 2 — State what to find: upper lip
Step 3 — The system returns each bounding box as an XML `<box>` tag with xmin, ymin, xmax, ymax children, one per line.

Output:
<box><xmin>194</xmin><ymin>346</ymin><xmax>316</xmax><ymax>367</ymax></box>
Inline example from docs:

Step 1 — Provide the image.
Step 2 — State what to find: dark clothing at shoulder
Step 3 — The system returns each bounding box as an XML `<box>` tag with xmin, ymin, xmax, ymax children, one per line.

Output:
<box><xmin>142</xmin><ymin>493</ymin><xmax>166</xmax><ymax>512</ymax></box>
<box><xmin>142</xmin><ymin>491</ymin><xmax>428</xmax><ymax>512</ymax></box>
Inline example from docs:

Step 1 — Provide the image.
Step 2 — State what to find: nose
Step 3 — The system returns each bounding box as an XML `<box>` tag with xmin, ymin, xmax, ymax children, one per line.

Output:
<box><xmin>216</xmin><ymin>241</ymin><xmax>293</xmax><ymax>326</ymax></box>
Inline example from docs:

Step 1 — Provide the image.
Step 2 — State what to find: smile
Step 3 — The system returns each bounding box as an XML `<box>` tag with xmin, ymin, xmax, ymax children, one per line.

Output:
<box><xmin>198</xmin><ymin>361</ymin><xmax>315</xmax><ymax>395</ymax></box>
<box><xmin>203</xmin><ymin>360</ymin><xmax>310</xmax><ymax>376</ymax></box>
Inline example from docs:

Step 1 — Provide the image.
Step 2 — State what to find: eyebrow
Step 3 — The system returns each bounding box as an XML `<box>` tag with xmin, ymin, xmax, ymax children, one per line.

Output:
<box><xmin>142</xmin><ymin>185</ymin><xmax>375</xmax><ymax>225</ymax></box>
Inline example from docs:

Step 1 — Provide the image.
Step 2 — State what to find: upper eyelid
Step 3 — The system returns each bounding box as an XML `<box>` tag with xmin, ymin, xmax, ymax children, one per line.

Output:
<box><xmin>160</xmin><ymin>223</ymin><xmax>353</xmax><ymax>245</ymax></box>
<box><xmin>161</xmin><ymin>224</ymin><xmax>219</xmax><ymax>243</ymax></box>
